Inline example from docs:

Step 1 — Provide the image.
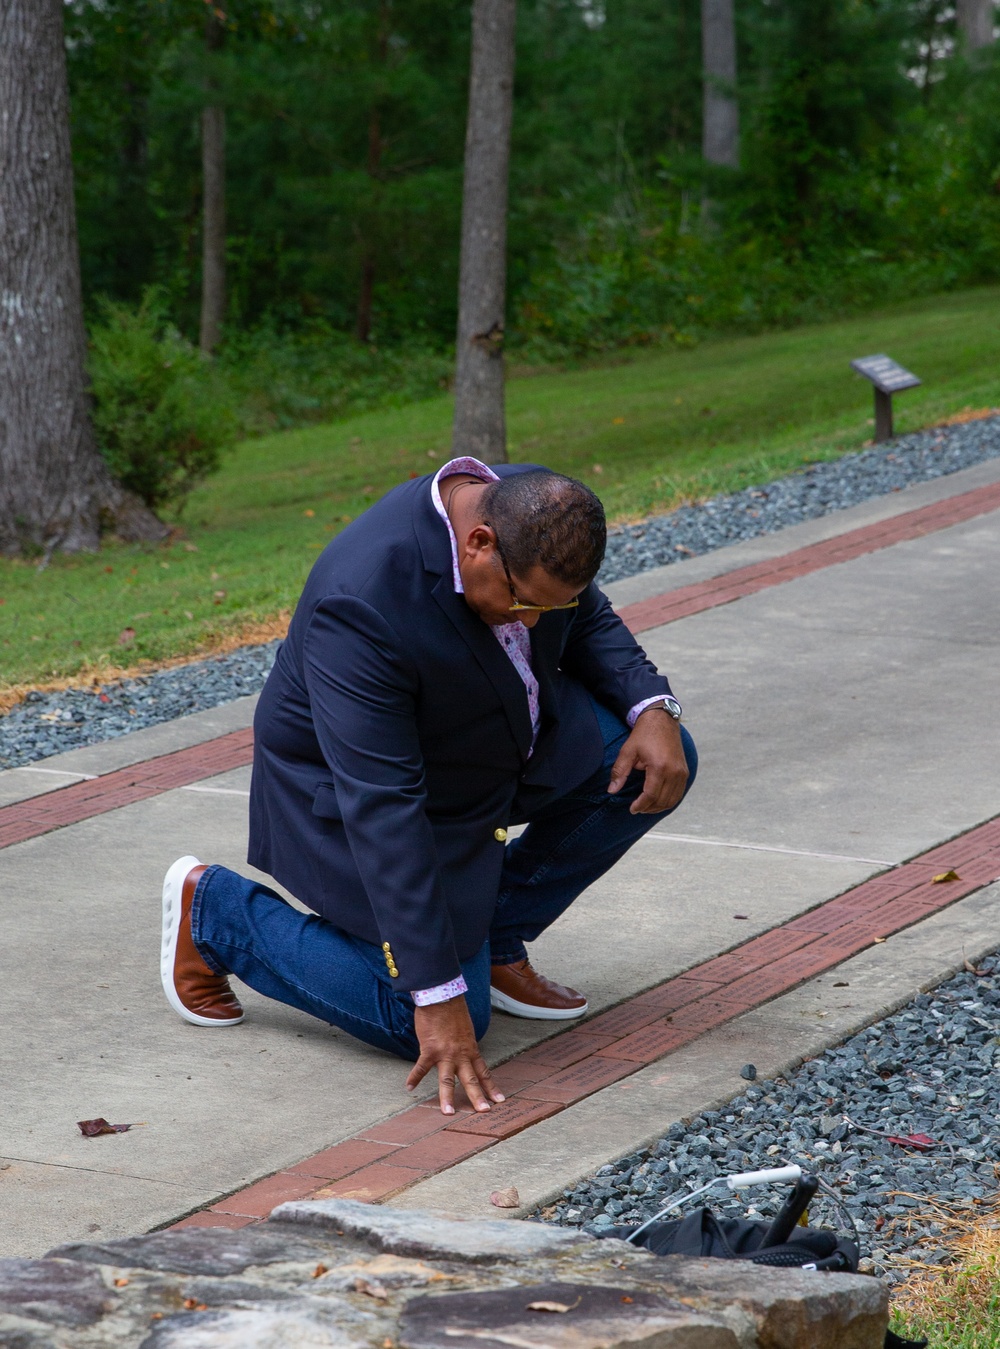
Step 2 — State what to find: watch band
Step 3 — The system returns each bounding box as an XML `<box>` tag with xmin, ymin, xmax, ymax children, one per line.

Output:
<box><xmin>654</xmin><ymin>696</ymin><xmax>683</xmax><ymax>720</ymax></box>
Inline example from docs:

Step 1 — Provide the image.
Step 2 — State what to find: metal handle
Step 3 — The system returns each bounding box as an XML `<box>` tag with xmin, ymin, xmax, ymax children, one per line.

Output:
<box><xmin>725</xmin><ymin>1166</ymin><xmax>802</xmax><ymax>1189</ymax></box>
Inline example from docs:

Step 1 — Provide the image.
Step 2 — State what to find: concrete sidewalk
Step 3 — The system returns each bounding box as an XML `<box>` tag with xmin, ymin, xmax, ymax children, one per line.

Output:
<box><xmin>2</xmin><ymin>461</ymin><xmax>999</xmax><ymax>1256</ymax></box>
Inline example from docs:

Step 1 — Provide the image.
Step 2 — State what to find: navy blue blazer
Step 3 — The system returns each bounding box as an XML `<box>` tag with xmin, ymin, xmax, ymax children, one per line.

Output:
<box><xmin>248</xmin><ymin>465</ymin><xmax>674</xmax><ymax>989</ymax></box>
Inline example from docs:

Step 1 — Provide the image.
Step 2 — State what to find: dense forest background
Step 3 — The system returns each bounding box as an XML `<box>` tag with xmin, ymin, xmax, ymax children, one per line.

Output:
<box><xmin>67</xmin><ymin>0</ymin><xmax>1000</xmax><ymax>426</ymax></box>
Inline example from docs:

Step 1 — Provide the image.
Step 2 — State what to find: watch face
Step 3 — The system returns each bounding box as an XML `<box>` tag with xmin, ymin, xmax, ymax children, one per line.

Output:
<box><xmin>663</xmin><ymin>697</ymin><xmax>682</xmax><ymax>719</ymax></box>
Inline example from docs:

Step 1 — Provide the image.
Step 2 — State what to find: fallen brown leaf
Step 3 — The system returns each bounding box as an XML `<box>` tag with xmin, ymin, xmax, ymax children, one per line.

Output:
<box><xmin>311</xmin><ymin>1263</ymin><xmax>328</xmax><ymax>1279</ymax></box>
<box><xmin>933</xmin><ymin>870</ymin><xmax>961</xmax><ymax>883</ymax></box>
<box><xmin>114</xmin><ymin>1278</ymin><xmax>129</xmax><ymax>1287</ymax></box>
<box><xmin>77</xmin><ymin>1118</ymin><xmax>141</xmax><ymax>1137</ymax></box>
<box><xmin>490</xmin><ymin>1186</ymin><xmax>520</xmax><ymax>1208</ymax></box>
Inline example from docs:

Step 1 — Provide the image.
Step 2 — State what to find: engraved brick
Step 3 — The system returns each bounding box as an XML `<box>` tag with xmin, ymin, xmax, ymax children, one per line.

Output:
<box><xmin>518</xmin><ymin>1057</ymin><xmax>637</xmax><ymax>1104</ymax></box>
<box><xmin>445</xmin><ymin>1097</ymin><xmax>563</xmax><ymax>1138</ymax></box>
<box><xmin>700</xmin><ymin>928</ymin><xmax>814</xmax><ymax>983</ymax></box>
<box><xmin>594</xmin><ymin>1019</ymin><xmax>692</xmax><ymax>1062</ymax></box>
<box><xmin>513</xmin><ymin>1029</ymin><xmax>618</xmax><ymax>1069</ymax></box>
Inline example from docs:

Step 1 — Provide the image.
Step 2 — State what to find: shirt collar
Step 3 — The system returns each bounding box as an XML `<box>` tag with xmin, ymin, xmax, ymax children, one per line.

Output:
<box><xmin>429</xmin><ymin>457</ymin><xmax>500</xmax><ymax>594</ymax></box>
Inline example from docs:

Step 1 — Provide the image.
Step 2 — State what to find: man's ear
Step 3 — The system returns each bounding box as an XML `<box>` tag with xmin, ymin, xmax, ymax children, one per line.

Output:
<box><xmin>464</xmin><ymin>524</ymin><xmax>497</xmax><ymax>559</ymax></box>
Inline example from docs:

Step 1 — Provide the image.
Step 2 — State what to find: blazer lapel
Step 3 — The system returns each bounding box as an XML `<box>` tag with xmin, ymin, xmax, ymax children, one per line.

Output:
<box><xmin>430</xmin><ymin>573</ymin><xmax>534</xmax><ymax>763</ymax></box>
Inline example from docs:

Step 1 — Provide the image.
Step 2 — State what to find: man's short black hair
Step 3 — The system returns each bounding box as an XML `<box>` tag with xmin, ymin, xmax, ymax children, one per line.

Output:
<box><xmin>478</xmin><ymin>470</ymin><xmax>606</xmax><ymax>589</ymax></box>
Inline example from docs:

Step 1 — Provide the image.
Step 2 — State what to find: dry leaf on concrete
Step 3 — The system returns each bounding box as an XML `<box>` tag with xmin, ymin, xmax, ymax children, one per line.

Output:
<box><xmin>933</xmin><ymin>870</ymin><xmax>961</xmax><ymax>883</ymax></box>
<box><xmin>490</xmin><ymin>1186</ymin><xmax>520</xmax><ymax>1208</ymax></box>
<box><xmin>77</xmin><ymin>1118</ymin><xmax>141</xmax><ymax>1137</ymax></box>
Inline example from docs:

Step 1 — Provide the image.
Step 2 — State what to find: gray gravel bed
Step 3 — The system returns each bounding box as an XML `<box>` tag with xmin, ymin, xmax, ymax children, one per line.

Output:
<box><xmin>2</xmin><ymin>413</ymin><xmax>998</xmax><ymax>770</ymax></box>
<box><xmin>597</xmin><ymin>413</ymin><xmax>1000</xmax><ymax>584</ymax></box>
<box><xmin>541</xmin><ymin>955</ymin><xmax>1000</xmax><ymax>1283</ymax></box>
<box><xmin>0</xmin><ymin>642</ymin><xmax>280</xmax><ymax>771</ymax></box>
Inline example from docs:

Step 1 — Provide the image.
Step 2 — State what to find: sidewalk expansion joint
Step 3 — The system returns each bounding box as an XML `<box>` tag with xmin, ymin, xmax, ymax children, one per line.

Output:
<box><xmin>167</xmin><ymin>809</ymin><xmax>1000</xmax><ymax>1232</ymax></box>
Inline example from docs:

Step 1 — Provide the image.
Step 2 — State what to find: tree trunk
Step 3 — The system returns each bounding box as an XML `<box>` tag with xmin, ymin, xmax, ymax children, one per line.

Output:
<box><xmin>199</xmin><ymin>13</ymin><xmax>226</xmax><ymax>355</ymax></box>
<box><xmin>956</xmin><ymin>0</ymin><xmax>994</xmax><ymax>51</ymax></box>
<box><xmin>701</xmin><ymin>0</ymin><xmax>739</xmax><ymax>169</ymax></box>
<box><xmin>451</xmin><ymin>0</ymin><xmax>517</xmax><ymax>464</ymax></box>
<box><xmin>0</xmin><ymin>0</ymin><xmax>165</xmax><ymax>556</ymax></box>
<box><xmin>356</xmin><ymin>93</ymin><xmax>384</xmax><ymax>343</ymax></box>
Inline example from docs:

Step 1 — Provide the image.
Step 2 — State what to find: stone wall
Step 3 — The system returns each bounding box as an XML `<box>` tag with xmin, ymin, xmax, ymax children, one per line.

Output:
<box><xmin>0</xmin><ymin>1198</ymin><xmax>888</xmax><ymax>1348</ymax></box>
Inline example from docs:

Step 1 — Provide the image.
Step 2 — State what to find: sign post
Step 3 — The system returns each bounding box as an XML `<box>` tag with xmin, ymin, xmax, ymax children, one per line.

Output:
<box><xmin>850</xmin><ymin>354</ymin><xmax>921</xmax><ymax>443</ymax></box>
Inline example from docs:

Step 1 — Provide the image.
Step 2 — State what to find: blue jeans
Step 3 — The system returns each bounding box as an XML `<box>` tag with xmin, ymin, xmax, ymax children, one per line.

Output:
<box><xmin>193</xmin><ymin>701</ymin><xmax>697</xmax><ymax>1061</ymax></box>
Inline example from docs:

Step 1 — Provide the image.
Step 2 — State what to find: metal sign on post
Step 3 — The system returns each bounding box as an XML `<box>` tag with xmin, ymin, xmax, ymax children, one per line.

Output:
<box><xmin>850</xmin><ymin>354</ymin><xmax>921</xmax><ymax>443</ymax></box>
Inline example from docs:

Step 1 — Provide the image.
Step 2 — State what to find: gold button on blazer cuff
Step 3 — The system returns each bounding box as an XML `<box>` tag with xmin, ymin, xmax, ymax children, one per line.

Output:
<box><xmin>494</xmin><ymin>827</ymin><xmax>508</xmax><ymax>842</ymax></box>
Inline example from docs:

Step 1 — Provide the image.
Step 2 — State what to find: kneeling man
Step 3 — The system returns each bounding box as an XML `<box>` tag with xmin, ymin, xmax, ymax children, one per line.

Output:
<box><xmin>161</xmin><ymin>460</ymin><xmax>697</xmax><ymax>1114</ymax></box>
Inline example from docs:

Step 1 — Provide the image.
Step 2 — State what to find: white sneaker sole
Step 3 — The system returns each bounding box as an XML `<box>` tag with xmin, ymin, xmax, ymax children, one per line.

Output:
<box><xmin>160</xmin><ymin>855</ymin><xmax>243</xmax><ymax>1027</ymax></box>
<box><xmin>489</xmin><ymin>986</ymin><xmax>589</xmax><ymax>1020</ymax></box>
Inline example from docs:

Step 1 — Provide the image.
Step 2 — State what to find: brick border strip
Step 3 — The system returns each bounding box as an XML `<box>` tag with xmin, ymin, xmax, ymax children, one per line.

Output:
<box><xmin>617</xmin><ymin>478</ymin><xmax>1000</xmax><ymax>634</ymax></box>
<box><xmin>4</xmin><ymin>477</ymin><xmax>1000</xmax><ymax>853</ymax></box>
<box><xmin>0</xmin><ymin>729</ymin><xmax>254</xmax><ymax>850</ymax></box>
<box><xmin>169</xmin><ymin>812</ymin><xmax>1000</xmax><ymax>1231</ymax></box>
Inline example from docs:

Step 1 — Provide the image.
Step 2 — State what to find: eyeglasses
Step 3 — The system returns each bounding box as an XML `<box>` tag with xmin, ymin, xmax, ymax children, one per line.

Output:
<box><xmin>485</xmin><ymin>524</ymin><xmax>580</xmax><ymax>612</ymax></box>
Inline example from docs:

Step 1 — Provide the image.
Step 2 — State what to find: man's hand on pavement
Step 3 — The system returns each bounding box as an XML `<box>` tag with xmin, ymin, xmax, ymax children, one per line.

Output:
<box><xmin>607</xmin><ymin>709</ymin><xmax>688</xmax><ymax>814</ymax></box>
<box><xmin>407</xmin><ymin>998</ymin><xmax>506</xmax><ymax>1115</ymax></box>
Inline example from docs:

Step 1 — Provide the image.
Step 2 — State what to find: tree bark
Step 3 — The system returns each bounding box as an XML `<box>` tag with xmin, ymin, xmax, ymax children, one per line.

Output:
<box><xmin>956</xmin><ymin>0</ymin><xmax>994</xmax><ymax>51</ymax></box>
<box><xmin>701</xmin><ymin>0</ymin><xmax>739</xmax><ymax>169</ymax></box>
<box><xmin>0</xmin><ymin>0</ymin><xmax>165</xmax><ymax>555</ymax></box>
<box><xmin>451</xmin><ymin>0</ymin><xmax>516</xmax><ymax>464</ymax></box>
<box><xmin>199</xmin><ymin>12</ymin><xmax>226</xmax><ymax>355</ymax></box>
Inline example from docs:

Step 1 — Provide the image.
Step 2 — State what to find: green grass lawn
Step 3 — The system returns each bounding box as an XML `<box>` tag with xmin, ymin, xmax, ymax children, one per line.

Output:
<box><xmin>2</xmin><ymin>285</ymin><xmax>999</xmax><ymax>695</ymax></box>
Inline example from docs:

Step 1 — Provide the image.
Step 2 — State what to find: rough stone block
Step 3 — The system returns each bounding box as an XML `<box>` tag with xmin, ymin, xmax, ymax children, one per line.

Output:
<box><xmin>0</xmin><ymin>1258</ymin><xmax>113</xmax><ymax>1328</ymax></box>
<box><xmin>641</xmin><ymin>1255</ymin><xmax>888</xmax><ymax>1349</ymax></box>
<box><xmin>138</xmin><ymin>1298</ymin><xmax>374</xmax><ymax>1348</ymax></box>
<box><xmin>47</xmin><ymin>1227</ymin><xmax>329</xmax><ymax>1278</ymax></box>
<box><xmin>0</xmin><ymin>1313</ymin><xmax>67</xmax><ymax>1347</ymax></box>
<box><xmin>268</xmin><ymin>1199</ymin><xmax>592</xmax><ymax>1263</ymax></box>
<box><xmin>398</xmin><ymin>1282</ymin><xmax>741</xmax><ymax>1349</ymax></box>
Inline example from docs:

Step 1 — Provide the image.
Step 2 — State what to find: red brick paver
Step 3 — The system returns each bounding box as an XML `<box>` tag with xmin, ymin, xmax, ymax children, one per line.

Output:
<box><xmin>0</xmin><ymin>728</ymin><xmax>254</xmax><ymax>850</ymax></box>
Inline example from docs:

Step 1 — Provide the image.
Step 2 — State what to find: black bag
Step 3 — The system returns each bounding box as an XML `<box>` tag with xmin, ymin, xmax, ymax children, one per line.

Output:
<box><xmin>606</xmin><ymin>1206</ymin><xmax>860</xmax><ymax>1270</ymax></box>
<box><xmin>601</xmin><ymin>1210</ymin><xmax>927</xmax><ymax>1349</ymax></box>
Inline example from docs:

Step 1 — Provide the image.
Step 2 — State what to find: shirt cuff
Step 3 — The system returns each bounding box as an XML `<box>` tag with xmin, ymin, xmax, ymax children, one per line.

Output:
<box><xmin>627</xmin><ymin>695</ymin><xmax>673</xmax><ymax>727</ymax></box>
<box><xmin>412</xmin><ymin>975</ymin><xmax>469</xmax><ymax>1006</ymax></box>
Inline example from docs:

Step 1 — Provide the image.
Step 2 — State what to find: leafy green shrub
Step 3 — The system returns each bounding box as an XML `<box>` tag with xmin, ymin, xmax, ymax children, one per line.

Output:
<box><xmin>87</xmin><ymin>291</ymin><xmax>238</xmax><ymax>512</ymax></box>
<box><xmin>218</xmin><ymin>322</ymin><xmax>453</xmax><ymax>434</ymax></box>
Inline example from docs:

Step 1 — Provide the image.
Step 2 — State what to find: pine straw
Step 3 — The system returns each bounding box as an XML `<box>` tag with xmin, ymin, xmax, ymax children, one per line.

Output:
<box><xmin>0</xmin><ymin>611</ymin><xmax>291</xmax><ymax>718</ymax></box>
<box><xmin>888</xmin><ymin>1187</ymin><xmax>1000</xmax><ymax>1335</ymax></box>
<box><xmin>929</xmin><ymin>407</ymin><xmax>1000</xmax><ymax>428</ymax></box>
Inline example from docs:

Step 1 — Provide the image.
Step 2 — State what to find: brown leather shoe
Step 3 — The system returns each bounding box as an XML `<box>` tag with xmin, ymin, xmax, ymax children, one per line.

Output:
<box><xmin>161</xmin><ymin>856</ymin><xmax>244</xmax><ymax>1027</ymax></box>
<box><xmin>490</xmin><ymin>957</ymin><xmax>588</xmax><ymax>1020</ymax></box>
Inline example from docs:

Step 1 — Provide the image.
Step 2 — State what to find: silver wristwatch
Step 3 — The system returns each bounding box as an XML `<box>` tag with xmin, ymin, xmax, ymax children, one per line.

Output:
<box><xmin>651</xmin><ymin>695</ymin><xmax>683</xmax><ymax>720</ymax></box>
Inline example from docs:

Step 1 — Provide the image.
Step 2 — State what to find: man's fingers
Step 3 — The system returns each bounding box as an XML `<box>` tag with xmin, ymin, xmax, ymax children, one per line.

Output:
<box><xmin>608</xmin><ymin>744</ymin><xmax>639</xmax><ymax>794</ymax></box>
<box><xmin>630</xmin><ymin>769</ymin><xmax>688</xmax><ymax>814</ymax></box>
<box><xmin>457</xmin><ymin>1060</ymin><xmax>492</xmax><ymax>1113</ymax></box>
<box><xmin>472</xmin><ymin>1053</ymin><xmax>505</xmax><ymax>1105</ymax></box>
<box><xmin>406</xmin><ymin>1055</ymin><xmax>433</xmax><ymax>1093</ymax></box>
<box><xmin>436</xmin><ymin>1060</ymin><xmax>457</xmax><ymax>1115</ymax></box>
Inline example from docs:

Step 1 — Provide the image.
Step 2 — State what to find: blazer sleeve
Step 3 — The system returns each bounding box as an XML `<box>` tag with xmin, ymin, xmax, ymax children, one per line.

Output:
<box><xmin>302</xmin><ymin>593</ymin><xmax>462</xmax><ymax>989</ymax></box>
<box><xmin>558</xmin><ymin>582</ymin><xmax>674</xmax><ymax>718</ymax></box>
